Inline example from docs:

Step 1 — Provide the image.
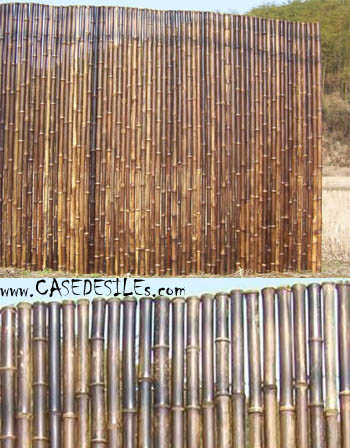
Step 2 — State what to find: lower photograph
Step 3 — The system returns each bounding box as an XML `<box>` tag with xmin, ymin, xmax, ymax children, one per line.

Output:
<box><xmin>0</xmin><ymin>278</ymin><xmax>348</xmax><ymax>447</ymax></box>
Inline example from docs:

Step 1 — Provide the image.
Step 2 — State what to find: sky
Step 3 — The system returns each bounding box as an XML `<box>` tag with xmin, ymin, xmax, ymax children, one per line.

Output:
<box><xmin>0</xmin><ymin>0</ymin><xmax>283</xmax><ymax>14</ymax></box>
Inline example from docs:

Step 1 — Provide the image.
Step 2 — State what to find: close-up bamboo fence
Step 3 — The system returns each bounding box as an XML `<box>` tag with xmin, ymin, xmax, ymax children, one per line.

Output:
<box><xmin>0</xmin><ymin>282</ymin><xmax>349</xmax><ymax>446</ymax></box>
<box><xmin>0</xmin><ymin>4</ymin><xmax>322</xmax><ymax>275</ymax></box>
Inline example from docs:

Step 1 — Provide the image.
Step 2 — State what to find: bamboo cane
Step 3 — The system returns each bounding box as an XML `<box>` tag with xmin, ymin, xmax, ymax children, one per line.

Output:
<box><xmin>337</xmin><ymin>282</ymin><xmax>350</xmax><ymax>448</ymax></box>
<box><xmin>48</xmin><ymin>301</ymin><xmax>61</xmax><ymax>448</ymax></box>
<box><xmin>321</xmin><ymin>282</ymin><xmax>339</xmax><ymax>448</ymax></box>
<box><xmin>246</xmin><ymin>291</ymin><xmax>263</xmax><ymax>448</ymax></box>
<box><xmin>308</xmin><ymin>283</ymin><xmax>325</xmax><ymax>448</ymax></box>
<box><xmin>230</xmin><ymin>289</ymin><xmax>245</xmax><ymax>448</ymax></box>
<box><xmin>33</xmin><ymin>302</ymin><xmax>48</xmax><ymax>448</ymax></box>
<box><xmin>0</xmin><ymin>306</ymin><xmax>16</xmax><ymax>448</ymax></box>
<box><xmin>77</xmin><ymin>299</ymin><xmax>90</xmax><ymax>448</ymax></box>
<box><xmin>186</xmin><ymin>296</ymin><xmax>201</xmax><ymax>448</ymax></box>
<box><xmin>107</xmin><ymin>298</ymin><xmax>122</xmax><ymax>448</ymax></box>
<box><xmin>122</xmin><ymin>297</ymin><xmax>137</xmax><ymax>448</ymax></box>
<box><xmin>201</xmin><ymin>293</ymin><xmax>215</xmax><ymax>448</ymax></box>
<box><xmin>153</xmin><ymin>297</ymin><xmax>170</xmax><ymax>447</ymax></box>
<box><xmin>138</xmin><ymin>297</ymin><xmax>153</xmax><ymax>448</ymax></box>
<box><xmin>277</xmin><ymin>287</ymin><xmax>296</xmax><ymax>448</ymax></box>
<box><xmin>17</xmin><ymin>302</ymin><xmax>32</xmax><ymax>448</ymax></box>
<box><xmin>262</xmin><ymin>288</ymin><xmax>278</xmax><ymax>448</ymax></box>
<box><xmin>62</xmin><ymin>300</ymin><xmax>76</xmax><ymax>448</ymax></box>
<box><xmin>291</xmin><ymin>284</ymin><xmax>308</xmax><ymax>448</ymax></box>
<box><xmin>171</xmin><ymin>297</ymin><xmax>185</xmax><ymax>448</ymax></box>
<box><xmin>215</xmin><ymin>292</ymin><xmax>231</xmax><ymax>448</ymax></box>
<box><xmin>91</xmin><ymin>298</ymin><xmax>107</xmax><ymax>447</ymax></box>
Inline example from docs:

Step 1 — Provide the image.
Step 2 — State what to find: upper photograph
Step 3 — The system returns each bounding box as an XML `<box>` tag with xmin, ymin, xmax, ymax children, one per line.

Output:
<box><xmin>0</xmin><ymin>0</ymin><xmax>349</xmax><ymax>277</ymax></box>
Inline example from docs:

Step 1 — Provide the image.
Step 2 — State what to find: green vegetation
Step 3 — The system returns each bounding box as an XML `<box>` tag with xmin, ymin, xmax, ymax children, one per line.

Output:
<box><xmin>248</xmin><ymin>0</ymin><xmax>350</xmax><ymax>167</ymax></box>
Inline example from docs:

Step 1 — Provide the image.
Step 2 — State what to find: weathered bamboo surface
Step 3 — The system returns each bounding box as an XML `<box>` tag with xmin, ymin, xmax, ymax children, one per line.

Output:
<box><xmin>0</xmin><ymin>4</ymin><xmax>322</xmax><ymax>274</ymax></box>
<box><xmin>0</xmin><ymin>282</ymin><xmax>348</xmax><ymax>446</ymax></box>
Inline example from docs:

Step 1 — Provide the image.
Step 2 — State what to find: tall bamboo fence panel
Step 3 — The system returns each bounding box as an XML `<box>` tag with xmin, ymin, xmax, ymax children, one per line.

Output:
<box><xmin>0</xmin><ymin>282</ymin><xmax>348</xmax><ymax>446</ymax></box>
<box><xmin>0</xmin><ymin>4</ymin><xmax>322</xmax><ymax>274</ymax></box>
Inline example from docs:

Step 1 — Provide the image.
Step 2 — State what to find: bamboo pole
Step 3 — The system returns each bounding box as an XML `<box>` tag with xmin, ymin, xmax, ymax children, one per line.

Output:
<box><xmin>215</xmin><ymin>292</ymin><xmax>231</xmax><ymax>448</ymax></box>
<box><xmin>171</xmin><ymin>297</ymin><xmax>185</xmax><ymax>448</ymax></box>
<box><xmin>62</xmin><ymin>300</ymin><xmax>76</xmax><ymax>448</ymax></box>
<box><xmin>246</xmin><ymin>291</ymin><xmax>263</xmax><ymax>448</ymax></box>
<box><xmin>91</xmin><ymin>298</ymin><xmax>107</xmax><ymax>448</ymax></box>
<box><xmin>337</xmin><ymin>282</ymin><xmax>350</xmax><ymax>448</ymax></box>
<box><xmin>322</xmin><ymin>282</ymin><xmax>339</xmax><ymax>448</ymax></box>
<box><xmin>122</xmin><ymin>297</ymin><xmax>137</xmax><ymax>448</ymax></box>
<box><xmin>308</xmin><ymin>283</ymin><xmax>325</xmax><ymax>448</ymax></box>
<box><xmin>107</xmin><ymin>298</ymin><xmax>122</xmax><ymax>448</ymax></box>
<box><xmin>186</xmin><ymin>296</ymin><xmax>201</xmax><ymax>448</ymax></box>
<box><xmin>277</xmin><ymin>287</ymin><xmax>296</xmax><ymax>448</ymax></box>
<box><xmin>17</xmin><ymin>302</ymin><xmax>32</xmax><ymax>448</ymax></box>
<box><xmin>48</xmin><ymin>302</ymin><xmax>61</xmax><ymax>448</ymax></box>
<box><xmin>77</xmin><ymin>299</ymin><xmax>90</xmax><ymax>448</ymax></box>
<box><xmin>0</xmin><ymin>306</ymin><xmax>16</xmax><ymax>448</ymax></box>
<box><xmin>230</xmin><ymin>290</ymin><xmax>245</xmax><ymax>448</ymax></box>
<box><xmin>153</xmin><ymin>297</ymin><xmax>170</xmax><ymax>448</ymax></box>
<box><xmin>33</xmin><ymin>302</ymin><xmax>48</xmax><ymax>448</ymax></box>
<box><xmin>138</xmin><ymin>297</ymin><xmax>153</xmax><ymax>448</ymax></box>
<box><xmin>262</xmin><ymin>288</ymin><xmax>277</xmax><ymax>448</ymax></box>
<box><xmin>291</xmin><ymin>284</ymin><xmax>308</xmax><ymax>448</ymax></box>
<box><xmin>201</xmin><ymin>293</ymin><xmax>215</xmax><ymax>448</ymax></box>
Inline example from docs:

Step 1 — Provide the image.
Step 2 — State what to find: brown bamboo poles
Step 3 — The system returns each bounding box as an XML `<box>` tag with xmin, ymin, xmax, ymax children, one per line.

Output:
<box><xmin>2</xmin><ymin>285</ymin><xmax>350</xmax><ymax>445</ymax></box>
<box><xmin>0</xmin><ymin>4</ymin><xmax>322</xmax><ymax>275</ymax></box>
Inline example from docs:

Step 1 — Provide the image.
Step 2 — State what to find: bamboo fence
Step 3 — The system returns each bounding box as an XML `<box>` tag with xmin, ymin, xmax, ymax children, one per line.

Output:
<box><xmin>0</xmin><ymin>282</ymin><xmax>348</xmax><ymax>446</ymax></box>
<box><xmin>0</xmin><ymin>4</ymin><xmax>322</xmax><ymax>274</ymax></box>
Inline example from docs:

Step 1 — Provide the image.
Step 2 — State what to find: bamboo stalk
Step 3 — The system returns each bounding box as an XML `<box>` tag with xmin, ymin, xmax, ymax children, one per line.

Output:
<box><xmin>308</xmin><ymin>283</ymin><xmax>325</xmax><ymax>447</ymax></box>
<box><xmin>153</xmin><ymin>297</ymin><xmax>170</xmax><ymax>448</ymax></box>
<box><xmin>122</xmin><ymin>297</ymin><xmax>137</xmax><ymax>448</ymax></box>
<box><xmin>91</xmin><ymin>298</ymin><xmax>107</xmax><ymax>447</ymax></box>
<box><xmin>77</xmin><ymin>299</ymin><xmax>90</xmax><ymax>448</ymax></box>
<box><xmin>171</xmin><ymin>297</ymin><xmax>185</xmax><ymax>448</ymax></box>
<box><xmin>230</xmin><ymin>289</ymin><xmax>245</xmax><ymax>448</ymax></box>
<box><xmin>322</xmin><ymin>282</ymin><xmax>339</xmax><ymax>448</ymax></box>
<box><xmin>291</xmin><ymin>284</ymin><xmax>309</xmax><ymax>448</ymax></box>
<box><xmin>107</xmin><ymin>298</ymin><xmax>122</xmax><ymax>448</ymax></box>
<box><xmin>246</xmin><ymin>291</ymin><xmax>263</xmax><ymax>448</ymax></box>
<box><xmin>337</xmin><ymin>282</ymin><xmax>350</xmax><ymax>448</ymax></box>
<box><xmin>62</xmin><ymin>300</ymin><xmax>76</xmax><ymax>448</ymax></box>
<box><xmin>262</xmin><ymin>288</ymin><xmax>277</xmax><ymax>448</ymax></box>
<box><xmin>277</xmin><ymin>287</ymin><xmax>296</xmax><ymax>448</ymax></box>
<box><xmin>215</xmin><ymin>292</ymin><xmax>231</xmax><ymax>448</ymax></box>
<box><xmin>0</xmin><ymin>306</ymin><xmax>16</xmax><ymax>448</ymax></box>
<box><xmin>17</xmin><ymin>302</ymin><xmax>32</xmax><ymax>448</ymax></box>
<box><xmin>33</xmin><ymin>302</ymin><xmax>48</xmax><ymax>448</ymax></box>
<box><xmin>186</xmin><ymin>296</ymin><xmax>201</xmax><ymax>448</ymax></box>
<box><xmin>48</xmin><ymin>301</ymin><xmax>61</xmax><ymax>448</ymax></box>
<box><xmin>201</xmin><ymin>293</ymin><xmax>215</xmax><ymax>448</ymax></box>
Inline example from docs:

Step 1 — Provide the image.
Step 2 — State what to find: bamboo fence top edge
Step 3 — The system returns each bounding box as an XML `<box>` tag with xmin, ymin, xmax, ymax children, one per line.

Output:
<box><xmin>0</xmin><ymin>2</ymin><xmax>321</xmax><ymax>26</ymax></box>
